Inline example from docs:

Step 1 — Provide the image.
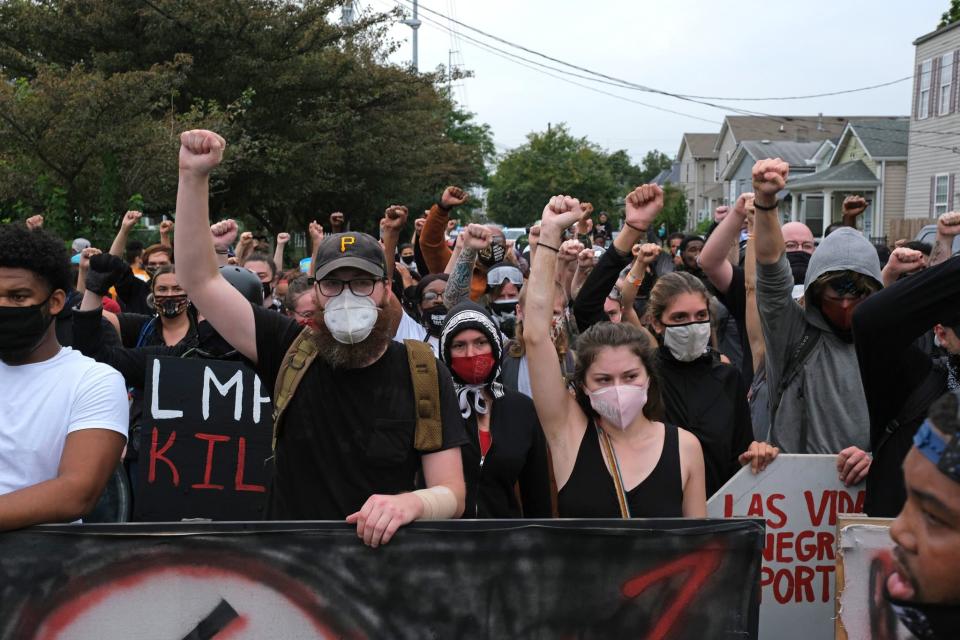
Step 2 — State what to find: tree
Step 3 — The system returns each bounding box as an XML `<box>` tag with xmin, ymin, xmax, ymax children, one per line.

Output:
<box><xmin>637</xmin><ymin>150</ymin><xmax>673</xmax><ymax>185</ymax></box>
<box><xmin>655</xmin><ymin>184</ymin><xmax>689</xmax><ymax>235</ymax></box>
<box><xmin>0</xmin><ymin>0</ymin><xmax>495</xmax><ymax>243</ymax></box>
<box><xmin>487</xmin><ymin>124</ymin><xmax>643</xmax><ymax>228</ymax></box>
<box><xmin>941</xmin><ymin>0</ymin><xmax>960</xmax><ymax>27</ymax></box>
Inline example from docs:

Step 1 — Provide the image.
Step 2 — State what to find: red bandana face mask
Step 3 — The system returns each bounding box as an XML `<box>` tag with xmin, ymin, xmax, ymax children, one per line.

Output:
<box><xmin>450</xmin><ymin>353</ymin><xmax>495</xmax><ymax>385</ymax></box>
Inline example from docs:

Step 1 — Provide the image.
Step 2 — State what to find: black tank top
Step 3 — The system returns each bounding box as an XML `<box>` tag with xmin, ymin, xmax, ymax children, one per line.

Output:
<box><xmin>557</xmin><ymin>422</ymin><xmax>683</xmax><ymax>518</ymax></box>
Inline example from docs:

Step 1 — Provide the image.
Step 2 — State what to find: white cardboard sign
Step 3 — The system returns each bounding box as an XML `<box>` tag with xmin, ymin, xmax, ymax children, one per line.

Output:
<box><xmin>707</xmin><ymin>454</ymin><xmax>865</xmax><ymax>640</ymax></box>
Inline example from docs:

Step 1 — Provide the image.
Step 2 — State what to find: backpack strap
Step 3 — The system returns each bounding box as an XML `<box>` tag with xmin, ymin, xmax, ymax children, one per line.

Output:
<box><xmin>271</xmin><ymin>327</ymin><xmax>319</xmax><ymax>451</ymax></box>
<box><xmin>404</xmin><ymin>339</ymin><xmax>443</xmax><ymax>452</ymax></box>
<box><xmin>770</xmin><ymin>323</ymin><xmax>822</xmax><ymax>448</ymax></box>
<box><xmin>876</xmin><ymin>364</ymin><xmax>948</xmax><ymax>454</ymax></box>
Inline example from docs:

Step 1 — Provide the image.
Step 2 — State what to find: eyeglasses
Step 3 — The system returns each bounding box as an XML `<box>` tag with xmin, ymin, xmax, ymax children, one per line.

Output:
<box><xmin>487</xmin><ymin>265</ymin><xmax>523</xmax><ymax>287</ymax></box>
<box><xmin>422</xmin><ymin>291</ymin><xmax>442</xmax><ymax>303</ymax></box>
<box><xmin>784</xmin><ymin>241</ymin><xmax>816</xmax><ymax>252</ymax></box>
<box><xmin>293</xmin><ymin>309</ymin><xmax>315</xmax><ymax>320</ymax></box>
<box><xmin>308</xmin><ymin>277</ymin><xmax>378</xmax><ymax>297</ymax></box>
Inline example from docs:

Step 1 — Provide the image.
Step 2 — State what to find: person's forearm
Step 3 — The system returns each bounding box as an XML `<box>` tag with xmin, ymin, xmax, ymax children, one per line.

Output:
<box><xmin>381</xmin><ymin>229</ymin><xmax>399</xmax><ymax>283</ymax></box>
<box><xmin>620</xmin><ymin>262</ymin><xmax>644</xmax><ymax>312</ymax></box>
<box><xmin>420</xmin><ymin>204</ymin><xmax>453</xmax><ymax>274</ymax></box>
<box><xmin>80</xmin><ymin>289</ymin><xmax>103</xmax><ymax>312</ymax></box>
<box><xmin>744</xmin><ymin>236</ymin><xmax>764</xmax><ymax>373</ymax></box>
<box><xmin>754</xmin><ymin>206</ymin><xmax>784</xmax><ymax>265</ymax></box>
<box><xmin>526</xmin><ymin>229</ymin><xmax>561</xmax><ymax>345</ymax></box>
<box><xmin>173</xmin><ymin>173</ymin><xmax>220</xmax><ymax>290</ymax></box>
<box><xmin>841</xmin><ymin>213</ymin><xmax>859</xmax><ymax>228</ymax></box>
<box><xmin>573</xmin><ymin>247</ymin><xmax>631</xmax><ymax>333</ymax></box>
<box><xmin>558</xmin><ymin>259</ymin><xmax>575</xmax><ymax>300</ymax></box>
<box><xmin>160</xmin><ymin>230</ymin><xmax>172</xmax><ymax>247</ymax></box>
<box><xmin>76</xmin><ymin>267</ymin><xmax>88</xmax><ymax>295</ymax></box>
<box><xmin>443</xmin><ymin>247</ymin><xmax>477</xmax><ymax>309</ymax></box>
<box><xmin>444</xmin><ymin>242</ymin><xmax>463</xmax><ymax>274</ymax></box>
<box><xmin>929</xmin><ymin>232</ymin><xmax>956</xmax><ymax>267</ymax></box>
<box><xmin>612</xmin><ymin>223</ymin><xmax>643</xmax><ymax>255</ymax></box>
<box><xmin>0</xmin><ymin>476</ymin><xmax>103</xmax><ymax>530</ymax></box>
<box><xmin>235</xmin><ymin>240</ymin><xmax>254</xmax><ymax>264</ymax></box>
<box><xmin>109</xmin><ymin>225</ymin><xmax>131</xmax><ymax>258</ymax></box>
<box><xmin>570</xmin><ymin>265</ymin><xmax>591</xmax><ymax>301</ymax></box>
<box><xmin>700</xmin><ymin>212</ymin><xmax>744</xmax><ymax>292</ymax></box>
<box><xmin>273</xmin><ymin>242</ymin><xmax>285</xmax><ymax>273</ymax></box>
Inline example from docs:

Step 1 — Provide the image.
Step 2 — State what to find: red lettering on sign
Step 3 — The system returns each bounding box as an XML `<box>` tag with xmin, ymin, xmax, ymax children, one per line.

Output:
<box><xmin>804</xmin><ymin>490</ymin><xmax>835</xmax><ymax>526</ymax></box>
<box><xmin>794</xmin><ymin>566</ymin><xmax>815</xmax><ymax>602</ymax></box>
<box><xmin>724</xmin><ymin>493</ymin><xmax>733</xmax><ymax>517</ymax></box>
<box><xmin>621</xmin><ymin>544</ymin><xmax>724</xmax><ymax>640</ymax></box>
<box><xmin>775</xmin><ymin>532</ymin><xmax>795</xmax><ymax>563</ymax></box>
<box><xmin>816</xmin><ymin>564</ymin><xmax>834</xmax><ymax>602</ymax></box>
<box><xmin>235</xmin><ymin>437</ymin><xmax>265</xmax><ymax>493</ymax></box>
<box><xmin>192</xmin><ymin>433</ymin><xmax>230</xmax><ymax>490</ymax></box>
<box><xmin>773</xmin><ymin>569</ymin><xmax>793</xmax><ymax>604</ymax></box>
<box><xmin>148</xmin><ymin>428</ymin><xmax>179</xmax><ymax>486</ymax></box>
<box><xmin>818</xmin><ymin>532</ymin><xmax>835</xmax><ymax>561</ymax></box>
<box><xmin>746</xmin><ymin>493</ymin><xmax>764</xmax><ymax>518</ymax></box>
<box><xmin>795</xmin><ymin>530</ymin><xmax>816</xmax><ymax>562</ymax></box>
<box><xmin>766</xmin><ymin>494</ymin><xmax>787</xmax><ymax>529</ymax></box>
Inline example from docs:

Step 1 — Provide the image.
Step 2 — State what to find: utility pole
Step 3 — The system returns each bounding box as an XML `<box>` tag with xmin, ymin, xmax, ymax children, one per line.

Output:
<box><xmin>401</xmin><ymin>0</ymin><xmax>421</xmax><ymax>70</ymax></box>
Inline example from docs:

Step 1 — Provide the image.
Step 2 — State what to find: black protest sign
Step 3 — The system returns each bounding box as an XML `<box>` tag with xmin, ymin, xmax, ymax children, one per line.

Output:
<box><xmin>0</xmin><ymin>520</ymin><xmax>763</xmax><ymax>639</ymax></box>
<box><xmin>136</xmin><ymin>357</ymin><xmax>272</xmax><ymax>521</ymax></box>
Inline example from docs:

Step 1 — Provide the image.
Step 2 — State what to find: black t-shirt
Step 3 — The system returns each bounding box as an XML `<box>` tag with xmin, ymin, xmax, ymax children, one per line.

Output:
<box><xmin>253</xmin><ymin>306</ymin><xmax>468</xmax><ymax>519</ymax></box>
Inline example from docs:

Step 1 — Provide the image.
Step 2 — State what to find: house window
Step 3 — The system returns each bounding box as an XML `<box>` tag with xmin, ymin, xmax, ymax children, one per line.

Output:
<box><xmin>935</xmin><ymin>174</ymin><xmax>950</xmax><ymax>215</ymax></box>
<box><xmin>685</xmin><ymin>163</ymin><xmax>690</xmax><ymax>182</ymax></box>
<box><xmin>940</xmin><ymin>53</ymin><xmax>953</xmax><ymax>116</ymax></box>
<box><xmin>714</xmin><ymin>163</ymin><xmax>720</xmax><ymax>181</ymax></box>
<box><xmin>919</xmin><ymin>59</ymin><xmax>932</xmax><ymax>119</ymax></box>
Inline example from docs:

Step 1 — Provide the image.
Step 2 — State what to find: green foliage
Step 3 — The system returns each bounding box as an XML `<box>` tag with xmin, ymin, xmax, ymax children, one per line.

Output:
<box><xmin>637</xmin><ymin>150</ymin><xmax>673</xmax><ymax>185</ymax></box>
<box><xmin>695</xmin><ymin>218</ymin><xmax>713</xmax><ymax>236</ymax></box>
<box><xmin>654</xmin><ymin>184</ymin><xmax>689</xmax><ymax>235</ymax></box>
<box><xmin>487</xmin><ymin>124</ymin><xmax>645</xmax><ymax>228</ymax></box>
<box><xmin>941</xmin><ymin>0</ymin><xmax>960</xmax><ymax>27</ymax></box>
<box><xmin>0</xmin><ymin>0</ymin><xmax>495</xmax><ymax>244</ymax></box>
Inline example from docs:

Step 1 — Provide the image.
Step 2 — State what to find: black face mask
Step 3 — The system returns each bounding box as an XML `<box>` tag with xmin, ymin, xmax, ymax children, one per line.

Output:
<box><xmin>478</xmin><ymin>243</ymin><xmax>506</xmax><ymax>268</ymax></box>
<box><xmin>262</xmin><ymin>282</ymin><xmax>273</xmax><ymax>299</ymax></box>
<box><xmin>423</xmin><ymin>304</ymin><xmax>447</xmax><ymax>338</ymax></box>
<box><xmin>786</xmin><ymin>250</ymin><xmax>812</xmax><ymax>285</ymax></box>
<box><xmin>887</xmin><ymin>590</ymin><xmax>960</xmax><ymax>640</ymax></box>
<box><xmin>401</xmin><ymin>255</ymin><xmax>416</xmax><ymax>266</ymax></box>
<box><xmin>154</xmin><ymin>295</ymin><xmax>189</xmax><ymax>319</ymax></box>
<box><xmin>0</xmin><ymin>297</ymin><xmax>54</xmax><ymax>362</ymax></box>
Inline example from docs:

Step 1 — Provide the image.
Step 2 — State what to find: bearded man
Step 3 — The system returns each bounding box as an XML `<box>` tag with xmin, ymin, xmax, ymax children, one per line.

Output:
<box><xmin>173</xmin><ymin>130</ymin><xmax>467</xmax><ymax>548</ymax></box>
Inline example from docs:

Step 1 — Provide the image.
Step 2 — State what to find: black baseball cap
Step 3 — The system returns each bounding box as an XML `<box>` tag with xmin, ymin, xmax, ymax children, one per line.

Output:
<box><xmin>313</xmin><ymin>232</ymin><xmax>386</xmax><ymax>280</ymax></box>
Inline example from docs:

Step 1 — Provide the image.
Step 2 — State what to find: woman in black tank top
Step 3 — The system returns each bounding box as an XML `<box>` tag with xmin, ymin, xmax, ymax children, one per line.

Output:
<box><xmin>523</xmin><ymin>192</ymin><xmax>708</xmax><ymax>519</ymax></box>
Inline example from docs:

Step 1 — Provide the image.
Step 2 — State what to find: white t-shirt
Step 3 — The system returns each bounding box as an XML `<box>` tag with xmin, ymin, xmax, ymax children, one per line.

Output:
<box><xmin>393</xmin><ymin>310</ymin><xmax>440</xmax><ymax>356</ymax></box>
<box><xmin>0</xmin><ymin>347</ymin><xmax>128</xmax><ymax>496</ymax></box>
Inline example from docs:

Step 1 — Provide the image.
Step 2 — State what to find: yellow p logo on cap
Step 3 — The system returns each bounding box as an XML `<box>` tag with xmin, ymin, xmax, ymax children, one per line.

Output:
<box><xmin>340</xmin><ymin>236</ymin><xmax>355</xmax><ymax>253</ymax></box>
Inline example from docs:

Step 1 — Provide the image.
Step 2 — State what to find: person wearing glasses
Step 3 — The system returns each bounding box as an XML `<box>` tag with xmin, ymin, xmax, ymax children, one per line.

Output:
<box><xmin>172</xmin><ymin>130</ymin><xmax>468</xmax><ymax>547</ymax></box>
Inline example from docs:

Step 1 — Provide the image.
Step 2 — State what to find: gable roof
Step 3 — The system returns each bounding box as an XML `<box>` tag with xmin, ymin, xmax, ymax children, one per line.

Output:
<box><xmin>652</xmin><ymin>161</ymin><xmax>682</xmax><ymax>186</ymax></box>
<box><xmin>740</xmin><ymin>140</ymin><xmax>824</xmax><ymax>166</ymax></box>
<box><xmin>914</xmin><ymin>19</ymin><xmax>960</xmax><ymax>46</ymax></box>
<box><xmin>844</xmin><ymin>118</ymin><xmax>909</xmax><ymax>159</ymax></box>
<box><xmin>714</xmin><ymin>115</ymin><xmax>904</xmax><ymax>152</ymax></box>
<box><xmin>786</xmin><ymin>159</ymin><xmax>880</xmax><ymax>192</ymax></box>
<box><xmin>678</xmin><ymin>133</ymin><xmax>719</xmax><ymax>160</ymax></box>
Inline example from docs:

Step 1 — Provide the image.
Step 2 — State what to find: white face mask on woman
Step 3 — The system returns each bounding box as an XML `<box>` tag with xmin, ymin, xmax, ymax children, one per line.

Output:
<box><xmin>323</xmin><ymin>288</ymin><xmax>378</xmax><ymax>344</ymax></box>
<box><xmin>663</xmin><ymin>320</ymin><xmax>711</xmax><ymax>362</ymax></box>
<box><xmin>586</xmin><ymin>383</ymin><xmax>649</xmax><ymax>430</ymax></box>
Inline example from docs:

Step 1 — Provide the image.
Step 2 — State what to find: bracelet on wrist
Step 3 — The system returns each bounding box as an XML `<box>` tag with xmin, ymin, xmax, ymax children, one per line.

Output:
<box><xmin>753</xmin><ymin>199</ymin><xmax>779</xmax><ymax>212</ymax></box>
<box><xmin>625</xmin><ymin>272</ymin><xmax>643</xmax><ymax>286</ymax></box>
<box><xmin>537</xmin><ymin>242</ymin><xmax>560</xmax><ymax>253</ymax></box>
<box><xmin>624</xmin><ymin>222</ymin><xmax>648</xmax><ymax>233</ymax></box>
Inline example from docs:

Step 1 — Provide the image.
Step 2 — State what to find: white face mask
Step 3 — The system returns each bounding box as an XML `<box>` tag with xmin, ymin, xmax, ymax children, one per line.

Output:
<box><xmin>322</xmin><ymin>288</ymin><xmax>379</xmax><ymax>344</ymax></box>
<box><xmin>663</xmin><ymin>321</ymin><xmax>711</xmax><ymax>362</ymax></box>
<box><xmin>586</xmin><ymin>384</ymin><xmax>649</xmax><ymax>430</ymax></box>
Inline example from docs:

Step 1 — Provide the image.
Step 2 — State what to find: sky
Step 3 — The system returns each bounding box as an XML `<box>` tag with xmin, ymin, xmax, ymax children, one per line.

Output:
<box><xmin>357</xmin><ymin>0</ymin><xmax>950</xmax><ymax>164</ymax></box>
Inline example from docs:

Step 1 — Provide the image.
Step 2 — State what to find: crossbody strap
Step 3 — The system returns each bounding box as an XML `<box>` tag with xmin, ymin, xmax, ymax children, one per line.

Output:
<box><xmin>596</xmin><ymin>424</ymin><xmax>631</xmax><ymax>519</ymax></box>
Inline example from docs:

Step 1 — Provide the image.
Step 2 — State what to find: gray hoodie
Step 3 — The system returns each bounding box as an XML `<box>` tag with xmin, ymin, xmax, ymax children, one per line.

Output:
<box><xmin>757</xmin><ymin>227</ymin><xmax>882</xmax><ymax>453</ymax></box>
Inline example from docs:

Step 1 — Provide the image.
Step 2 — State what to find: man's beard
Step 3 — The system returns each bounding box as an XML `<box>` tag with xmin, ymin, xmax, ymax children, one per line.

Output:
<box><xmin>309</xmin><ymin>291</ymin><xmax>401</xmax><ymax>369</ymax></box>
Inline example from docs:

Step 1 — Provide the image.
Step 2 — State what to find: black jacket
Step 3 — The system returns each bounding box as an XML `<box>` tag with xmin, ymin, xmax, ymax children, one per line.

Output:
<box><xmin>573</xmin><ymin>245</ymin><xmax>632</xmax><ymax>333</ymax></box>
<box><xmin>461</xmin><ymin>390</ymin><xmax>553</xmax><ymax>518</ymax></box>
<box><xmin>853</xmin><ymin>255</ymin><xmax>960</xmax><ymax>516</ymax></box>
<box><xmin>657</xmin><ymin>347</ymin><xmax>752</xmax><ymax>498</ymax></box>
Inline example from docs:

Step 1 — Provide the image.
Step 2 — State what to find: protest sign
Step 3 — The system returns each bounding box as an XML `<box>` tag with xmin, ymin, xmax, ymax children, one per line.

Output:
<box><xmin>707</xmin><ymin>454</ymin><xmax>865</xmax><ymax>640</ymax></box>
<box><xmin>0</xmin><ymin>519</ymin><xmax>763</xmax><ymax>640</ymax></box>
<box><xmin>835</xmin><ymin>517</ymin><xmax>911</xmax><ymax>640</ymax></box>
<box><xmin>135</xmin><ymin>357</ymin><xmax>273</xmax><ymax>521</ymax></box>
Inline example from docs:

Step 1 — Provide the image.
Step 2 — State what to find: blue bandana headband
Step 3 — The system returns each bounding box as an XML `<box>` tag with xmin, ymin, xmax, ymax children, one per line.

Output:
<box><xmin>913</xmin><ymin>420</ymin><xmax>960</xmax><ymax>483</ymax></box>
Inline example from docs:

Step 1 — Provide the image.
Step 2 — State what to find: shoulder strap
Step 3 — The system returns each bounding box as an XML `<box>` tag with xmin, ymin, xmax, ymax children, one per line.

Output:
<box><xmin>770</xmin><ymin>323</ymin><xmax>822</xmax><ymax>442</ymax></box>
<box><xmin>596</xmin><ymin>424</ymin><xmax>631</xmax><ymax>519</ymax></box>
<box><xmin>404</xmin><ymin>339</ymin><xmax>443</xmax><ymax>452</ymax></box>
<box><xmin>876</xmin><ymin>365</ymin><xmax>948</xmax><ymax>453</ymax></box>
<box><xmin>271</xmin><ymin>327</ymin><xmax>319</xmax><ymax>451</ymax></box>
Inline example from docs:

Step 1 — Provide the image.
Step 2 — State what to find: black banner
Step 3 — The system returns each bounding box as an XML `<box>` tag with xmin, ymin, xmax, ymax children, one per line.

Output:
<box><xmin>137</xmin><ymin>357</ymin><xmax>273</xmax><ymax>521</ymax></box>
<box><xmin>0</xmin><ymin>519</ymin><xmax>762</xmax><ymax>639</ymax></box>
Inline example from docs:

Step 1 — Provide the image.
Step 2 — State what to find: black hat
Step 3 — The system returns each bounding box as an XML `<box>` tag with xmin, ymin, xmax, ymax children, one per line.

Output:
<box><xmin>314</xmin><ymin>232</ymin><xmax>386</xmax><ymax>280</ymax></box>
<box><xmin>219</xmin><ymin>265</ymin><xmax>264</xmax><ymax>306</ymax></box>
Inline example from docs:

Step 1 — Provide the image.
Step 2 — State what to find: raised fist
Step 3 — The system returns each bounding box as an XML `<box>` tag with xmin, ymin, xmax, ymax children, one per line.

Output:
<box><xmin>441</xmin><ymin>186</ymin><xmax>469</xmax><ymax>209</ymax></box>
<box><xmin>159</xmin><ymin>219</ymin><xmax>174</xmax><ymax>235</ymax></box>
<box><xmin>541</xmin><ymin>195</ymin><xmax>586</xmax><ymax>233</ymax></box>
<box><xmin>637</xmin><ymin>243</ymin><xmax>661</xmax><ymax>266</ymax></box>
<box><xmin>751</xmin><ymin>158</ymin><xmax>789</xmax><ymax>201</ymax></box>
<box><xmin>528</xmin><ymin>224</ymin><xmax>541</xmax><ymax>250</ymax></box>
<box><xmin>120</xmin><ymin>210</ymin><xmax>142</xmax><ymax>230</ymax></box>
<box><xmin>179</xmin><ymin>130</ymin><xmax>226</xmax><ymax>176</ymax></box>
<box><xmin>329</xmin><ymin>212</ymin><xmax>345</xmax><ymax>231</ymax></box>
<box><xmin>577</xmin><ymin>216</ymin><xmax>594</xmax><ymax>235</ymax></box>
<box><xmin>308</xmin><ymin>220</ymin><xmax>324</xmax><ymax>244</ymax></box>
<box><xmin>446</xmin><ymin>218</ymin><xmax>458</xmax><ymax>232</ymax></box>
<box><xmin>937</xmin><ymin>210</ymin><xmax>960</xmax><ymax>237</ymax></box>
<box><xmin>210</xmin><ymin>219</ymin><xmax>239</xmax><ymax>247</ymax></box>
<box><xmin>276</xmin><ymin>232</ymin><xmax>291</xmax><ymax>244</ymax></box>
<box><xmin>624</xmin><ymin>184</ymin><xmax>664</xmax><ymax>230</ymax></box>
<box><xmin>714</xmin><ymin>206</ymin><xmax>730</xmax><ymax>223</ymax></box>
<box><xmin>78</xmin><ymin>247</ymin><xmax>102</xmax><ymax>271</ymax></box>
<box><xmin>576</xmin><ymin>248</ymin><xmax>596</xmax><ymax>270</ymax></box>
<box><xmin>25</xmin><ymin>215</ymin><xmax>43</xmax><ymax>230</ymax></box>
<box><xmin>381</xmin><ymin>205</ymin><xmax>408</xmax><ymax>234</ymax></box>
<box><xmin>558</xmin><ymin>239</ymin><xmax>585</xmax><ymax>263</ymax></box>
<box><xmin>887</xmin><ymin>247</ymin><xmax>925</xmax><ymax>276</ymax></box>
<box><xmin>463</xmin><ymin>223</ymin><xmax>492</xmax><ymax>251</ymax></box>
<box><xmin>842</xmin><ymin>195</ymin><xmax>868</xmax><ymax>217</ymax></box>
<box><xmin>238</xmin><ymin>231</ymin><xmax>253</xmax><ymax>246</ymax></box>
<box><xmin>86</xmin><ymin>253</ymin><xmax>127</xmax><ymax>296</ymax></box>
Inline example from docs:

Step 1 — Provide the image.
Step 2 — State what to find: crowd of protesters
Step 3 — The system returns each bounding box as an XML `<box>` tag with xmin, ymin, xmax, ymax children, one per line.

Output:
<box><xmin>1</xmin><ymin>130</ymin><xmax>958</xmax><ymax>637</ymax></box>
